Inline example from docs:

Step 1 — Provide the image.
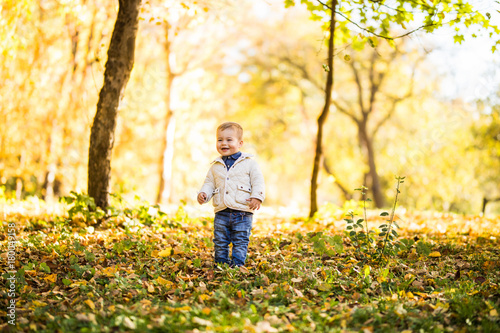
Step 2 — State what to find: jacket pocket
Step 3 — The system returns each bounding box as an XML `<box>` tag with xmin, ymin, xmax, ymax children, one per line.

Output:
<box><xmin>212</xmin><ymin>188</ymin><xmax>220</xmax><ymax>206</ymax></box>
<box><xmin>235</xmin><ymin>184</ymin><xmax>251</xmax><ymax>205</ymax></box>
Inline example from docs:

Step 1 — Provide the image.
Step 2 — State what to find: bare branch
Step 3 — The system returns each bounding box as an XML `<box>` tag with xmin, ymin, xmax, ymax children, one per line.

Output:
<box><xmin>331</xmin><ymin>99</ymin><xmax>359</xmax><ymax>123</ymax></box>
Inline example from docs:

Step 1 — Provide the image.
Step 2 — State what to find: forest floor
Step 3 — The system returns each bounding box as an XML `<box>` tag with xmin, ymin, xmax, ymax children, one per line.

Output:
<box><xmin>0</xmin><ymin>198</ymin><xmax>499</xmax><ymax>332</ymax></box>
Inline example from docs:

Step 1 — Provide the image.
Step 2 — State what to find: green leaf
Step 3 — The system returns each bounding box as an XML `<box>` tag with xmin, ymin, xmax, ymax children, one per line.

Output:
<box><xmin>453</xmin><ymin>34</ymin><xmax>465</xmax><ymax>44</ymax></box>
<box><xmin>380</xmin><ymin>212</ymin><xmax>389</xmax><ymax>216</ymax></box>
<box><xmin>39</xmin><ymin>262</ymin><xmax>51</xmax><ymax>273</ymax></box>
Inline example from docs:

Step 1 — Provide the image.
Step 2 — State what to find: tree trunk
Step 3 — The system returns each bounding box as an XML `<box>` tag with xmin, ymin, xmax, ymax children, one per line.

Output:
<box><xmin>359</xmin><ymin>121</ymin><xmax>385</xmax><ymax>207</ymax></box>
<box><xmin>482</xmin><ymin>197</ymin><xmax>500</xmax><ymax>214</ymax></box>
<box><xmin>156</xmin><ymin>109</ymin><xmax>176</xmax><ymax>204</ymax></box>
<box><xmin>88</xmin><ymin>0</ymin><xmax>142</xmax><ymax>210</ymax></box>
<box><xmin>310</xmin><ymin>0</ymin><xmax>337</xmax><ymax>218</ymax></box>
<box><xmin>156</xmin><ymin>22</ymin><xmax>176</xmax><ymax>204</ymax></box>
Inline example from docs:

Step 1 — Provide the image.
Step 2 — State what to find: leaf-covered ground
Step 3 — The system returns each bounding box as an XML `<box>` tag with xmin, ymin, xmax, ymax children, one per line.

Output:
<box><xmin>1</xmin><ymin>202</ymin><xmax>500</xmax><ymax>332</ymax></box>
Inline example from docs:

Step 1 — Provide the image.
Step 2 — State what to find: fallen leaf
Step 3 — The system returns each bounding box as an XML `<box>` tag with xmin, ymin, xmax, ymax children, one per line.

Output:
<box><xmin>156</xmin><ymin>276</ymin><xmax>174</xmax><ymax>288</ymax></box>
<box><xmin>84</xmin><ymin>299</ymin><xmax>95</xmax><ymax>311</ymax></box>
<box><xmin>293</xmin><ymin>288</ymin><xmax>304</xmax><ymax>297</ymax></box>
<box><xmin>123</xmin><ymin>316</ymin><xmax>136</xmax><ymax>329</ymax></box>
<box><xmin>44</xmin><ymin>274</ymin><xmax>57</xmax><ymax>283</ymax></box>
<box><xmin>429</xmin><ymin>251</ymin><xmax>441</xmax><ymax>258</ymax></box>
<box><xmin>317</xmin><ymin>283</ymin><xmax>332</xmax><ymax>291</ymax></box>
<box><xmin>193</xmin><ymin>317</ymin><xmax>213</xmax><ymax>326</ymax></box>
<box><xmin>254</xmin><ymin>320</ymin><xmax>279</xmax><ymax>333</ymax></box>
<box><xmin>158</xmin><ymin>248</ymin><xmax>172</xmax><ymax>257</ymax></box>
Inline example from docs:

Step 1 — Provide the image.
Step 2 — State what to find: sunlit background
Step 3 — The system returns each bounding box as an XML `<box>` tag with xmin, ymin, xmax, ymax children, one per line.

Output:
<box><xmin>1</xmin><ymin>0</ymin><xmax>500</xmax><ymax>215</ymax></box>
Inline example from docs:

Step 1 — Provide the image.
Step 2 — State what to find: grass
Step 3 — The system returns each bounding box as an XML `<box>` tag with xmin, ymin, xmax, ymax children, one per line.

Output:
<box><xmin>0</xmin><ymin>201</ymin><xmax>499</xmax><ymax>332</ymax></box>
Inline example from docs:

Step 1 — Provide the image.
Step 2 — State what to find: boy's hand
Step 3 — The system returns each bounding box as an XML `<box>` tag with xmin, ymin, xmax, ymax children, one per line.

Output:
<box><xmin>197</xmin><ymin>192</ymin><xmax>207</xmax><ymax>205</ymax></box>
<box><xmin>247</xmin><ymin>198</ymin><xmax>262</xmax><ymax>210</ymax></box>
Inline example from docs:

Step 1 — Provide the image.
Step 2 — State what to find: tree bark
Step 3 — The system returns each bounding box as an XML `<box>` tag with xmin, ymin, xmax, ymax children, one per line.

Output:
<box><xmin>482</xmin><ymin>197</ymin><xmax>500</xmax><ymax>214</ymax></box>
<box><xmin>88</xmin><ymin>0</ymin><xmax>142</xmax><ymax>210</ymax></box>
<box><xmin>156</xmin><ymin>22</ymin><xmax>176</xmax><ymax>204</ymax></box>
<box><xmin>310</xmin><ymin>0</ymin><xmax>337</xmax><ymax>217</ymax></box>
<box><xmin>358</xmin><ymin>119</ymin><xmax>385</xmax><ymax>207</ymax></box>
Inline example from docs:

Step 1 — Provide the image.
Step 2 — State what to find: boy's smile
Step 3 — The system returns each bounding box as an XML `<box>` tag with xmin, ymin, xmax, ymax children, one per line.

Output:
<box><xmin>217</xmin><ymin>128</ymin><xmax>243</xmax><ymax>156</ymax></box>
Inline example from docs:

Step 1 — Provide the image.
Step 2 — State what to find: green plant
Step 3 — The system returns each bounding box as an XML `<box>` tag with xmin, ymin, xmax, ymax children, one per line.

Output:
<box><xmin>376</xmin><ymin>176</ymin><xmax>405</xmax><ymax>261</ymax></box>
<box><xmin>308</xmin><ymin>232</ymin><xmax>343</xmax><ymax>257</ymax></box>
<box><xmin>345</xmin><ymin>186</ymin><xmax>376</xmax><ymax>261</ymax></box>
<box><xmin>60</xmin><ymin>191</ymin><xmax>105</xmax><ymax>224</ymax></box>
<box><xmin>344</xmin><ymin>177</ymin><xmax>405</xmax><ymax>263</ymax></box>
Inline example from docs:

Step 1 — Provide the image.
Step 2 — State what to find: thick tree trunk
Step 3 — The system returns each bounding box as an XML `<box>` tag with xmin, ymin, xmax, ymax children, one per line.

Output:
<box><xmin>359</xmin><ymin>121</ymin><xmax>385</xmax><ymax>207</ymax></box>
<box><xmin>156</xmin><ymin>23</ymin><xmax>176</xmax><ymax>204</ymax></box>
<box><xmin>88</xmin><ymin>0</ymin><xmax>142</xmax><ymax>210</ymax></box>
<box><xmin>310</xmin><ymin>0</ymin><xmax>337</xmax><ymax>218</ymax></box>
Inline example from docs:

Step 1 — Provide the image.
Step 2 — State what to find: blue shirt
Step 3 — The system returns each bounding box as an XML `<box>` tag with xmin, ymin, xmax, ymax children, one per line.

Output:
<box><xmin>222</xmin><ymin>151</ymin><xmax>242</xmax><ymax>169</ymax></box>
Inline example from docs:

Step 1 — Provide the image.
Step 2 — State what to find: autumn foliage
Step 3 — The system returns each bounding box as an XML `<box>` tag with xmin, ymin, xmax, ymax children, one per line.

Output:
<box><xmin>0</xmin><ymin>197</ymin><xmax>499</xmax><ymax>332</ymax></box>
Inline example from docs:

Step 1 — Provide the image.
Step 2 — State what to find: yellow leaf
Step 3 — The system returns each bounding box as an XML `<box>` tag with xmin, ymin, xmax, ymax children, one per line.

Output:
<box><xmin>109</xmin><ymin>305</ymin><xmax>116</xmax><ymax>312</ymax></box>
<box><xmin>147</xmin><ymin>283</ymin><xmax>155</xmax><ymax>293</ymax></box>
<box><xmin>85</xmin><ymin>299</ymin><xmax>95</xmax><ymax>311</ymax></box>
<box><xmin>69</xmin><ymin>280</ymin><xmax>88</xmax><ymax>288</ymax></box>
<box><xmin>156</xmin><ymin>276</ymin><xmax>174</xmax><ymax>288</ymax></box>
<box><xmin>102</xmin><ymin>266</ymin><xmax>118</xmax><ymax>277</ymax></box>
<box><xmin>44</xmin><ymin>274</ymin><xmax>57</xmax><ymax>283</ymax></box>
<box><xmin>202</xmin><ymin>307</ymin><xmax>211</xmax><ymax>315</ymax></box>
<box><xmin>32</xmin><ymin>300</ymin><xmax>47</xmax><ymax>307</ymax></box>
<box><xmin>429</xmin><ymin>251</ymin><xmax>441</xmax><ymax>258</ymax></box>
<box><xmin>490</xmin><ymin>309</ymin><xmax>499</xmax><ymax>317</ymax></box>
<box><xmin>158</xmin><ymin>248</ymin><xmax>172</xmax><ymax>257</ymax></box>
<box><xmin>140</xmin><ymin>299</ymin><xmax>152</xmax><ymax>307</ymax></box>
<box><xmin>317</xmin><ymin>283</ymin><xmax>332</xmax><ymax>292</ymax></box>
<box><xmin>199</xmin><ymin>294</ymin><xmax>210</xmax><ymax>301</ymax></box>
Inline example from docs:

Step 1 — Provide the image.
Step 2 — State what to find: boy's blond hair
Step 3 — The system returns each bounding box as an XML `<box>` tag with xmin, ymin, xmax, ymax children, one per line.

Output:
<box><xmin>217</xmin><ymin>122</ymin><xmax>243</xmax><ymax>140</ymax></box>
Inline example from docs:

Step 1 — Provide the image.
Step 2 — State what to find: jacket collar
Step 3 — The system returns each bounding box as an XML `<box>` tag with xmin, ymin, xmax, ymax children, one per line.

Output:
<box><xmin>213</xmin><ymin>152</ymin><xmax>253</xmax><ymax>165</ymax></box>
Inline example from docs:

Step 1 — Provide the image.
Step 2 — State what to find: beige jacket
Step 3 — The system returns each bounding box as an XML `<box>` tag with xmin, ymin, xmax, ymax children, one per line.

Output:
<box><xmin>199</xmin><ymin>153</ymin><xmax>265</xmax><ymax>213</ymax></box>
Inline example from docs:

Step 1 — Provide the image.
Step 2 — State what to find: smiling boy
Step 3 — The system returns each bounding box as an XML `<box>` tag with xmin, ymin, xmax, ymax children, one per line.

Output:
<box><xmin>198</xmin><ymin>122</ymin><xmax>265</xmax><ymax>267</ymax></box>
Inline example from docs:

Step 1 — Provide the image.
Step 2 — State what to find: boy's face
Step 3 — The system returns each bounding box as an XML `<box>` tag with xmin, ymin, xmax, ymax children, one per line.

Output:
<box><xmin>217</xmin><ymin>128</ymin><xmax>243</xmax><ymax>156</ymax></box>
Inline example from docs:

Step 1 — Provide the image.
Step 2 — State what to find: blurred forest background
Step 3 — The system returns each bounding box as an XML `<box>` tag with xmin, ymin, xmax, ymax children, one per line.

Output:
<box><xmin>1</xmin><ymin>0</ymin><xmax>500</xmax><ymax>215</ymax></box>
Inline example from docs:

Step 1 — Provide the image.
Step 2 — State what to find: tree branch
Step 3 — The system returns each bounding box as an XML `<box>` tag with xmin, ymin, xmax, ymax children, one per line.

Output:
<box><xmin>331</xmin><ymin>99</ymin><xmax>359</xmax><ymax>123</ymax></box>
<box><xmin>333</xmin><ymin>9</ymin><xmax>453</xmax><ymax>40</ymax></box>
<box><xmin>350</xmin><ymin>61</ymin><xmax>366</xmax><ymax>116</ymax></box>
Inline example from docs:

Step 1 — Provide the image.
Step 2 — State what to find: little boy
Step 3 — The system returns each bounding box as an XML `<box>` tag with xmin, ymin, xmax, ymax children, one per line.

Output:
<box><xmin>197</xmin><ymin>122</ymin><xmax>265</xmax><ymax>267</ymax></box>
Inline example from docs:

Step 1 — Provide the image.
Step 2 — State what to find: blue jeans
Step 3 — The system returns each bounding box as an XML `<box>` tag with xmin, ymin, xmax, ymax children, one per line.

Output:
<box><xmin>213</xmin><ymin>209</ymin><xmax>253</xmax><ymax>267</ymax></box>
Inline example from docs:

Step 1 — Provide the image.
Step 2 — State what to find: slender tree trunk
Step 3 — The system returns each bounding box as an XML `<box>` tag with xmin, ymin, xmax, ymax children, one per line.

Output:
<box><xmin>310</xmin><ymin>0</ymin><xmax>337</xmax><ymax>217</ymax></box>
<box><xmin>88</xmin><ymin>0</ymin><xmax>142</xmax><ymax>210</ymax></box>
<box><xmin>156</xmin><ymin>109</ymin><xmax>176</xmax><ymax>204</ymax></box>
<box><xmin>156</xmin><ymin>23</ymin><xmax>176</xmax><ymax>204</ymax></box>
